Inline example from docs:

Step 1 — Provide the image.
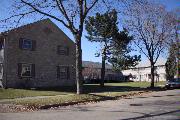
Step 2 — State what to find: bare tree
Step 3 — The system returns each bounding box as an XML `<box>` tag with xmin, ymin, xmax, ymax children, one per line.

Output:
<box><xmin>124</xmin><ymin>0</ymin><xmax>177</xmax><ymax>88</ymax></box>
<box><xmin>0</xmin><ymin>0</ymin><xmax>99</xmax><ymax>94</ymax></box>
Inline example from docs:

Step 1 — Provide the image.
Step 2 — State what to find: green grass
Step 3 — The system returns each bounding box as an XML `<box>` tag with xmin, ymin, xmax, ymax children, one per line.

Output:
<box><xmin>0</xmin><ymin>82</ymin><xmax>165</xmax><ymax>100</ymax></box>
<box><xmin>13</xmin><ymin>94</ymin><xmax>101</xmax><ymax>108</ymax></box>
<box><xmin>105</xmin><ymin>81</ymin><xmax>165</xmax><ymax>87</ymax></box>
<box><xmin>83</xmin><ymin>81</ymin><xmax>165</xmax><ymax>93</ymax></box>
<box><xmin>0</xmin><ymin>88</ymin><xmax>73</xmax><ymax>99</ymax></box>
<box><xmin>0</xmin><ymin>82</ymin><xmax>166</xmax><ymax>108</ymax></box>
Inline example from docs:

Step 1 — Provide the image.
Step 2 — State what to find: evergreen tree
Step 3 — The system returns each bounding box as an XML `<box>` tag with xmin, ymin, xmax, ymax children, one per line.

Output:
<box><xmin>166</xmin><ymin>43</ymin><xmax>179</xmax><ymax>80</ymax></box>
<box><xmin>85</xmin><ymin>10</ymin><xmax>118</xmax><ymax>87</ymax></box>
<box><xmin>85</xmin><ymin>10</ymin><xmax>140</xmax><ymax>86</ymax></box>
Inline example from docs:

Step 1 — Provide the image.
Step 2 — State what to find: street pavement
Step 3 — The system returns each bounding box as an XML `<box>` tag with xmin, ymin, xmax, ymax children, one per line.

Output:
<box><xmin>1</xmin><ymin>89</ymin><xmax>180</xmax><ymax>120</ymax></box>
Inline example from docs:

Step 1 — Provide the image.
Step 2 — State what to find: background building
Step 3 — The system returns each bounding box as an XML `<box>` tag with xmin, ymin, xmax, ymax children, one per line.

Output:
<box><xmin>122</xmin><ymin>62</ymin><xmax>166</xmax><ymax>82</ymax></box>
<box><xmin>82</xmin><ymin>61</ymin><xmax>123</xmax><ymax>83</ymax></box>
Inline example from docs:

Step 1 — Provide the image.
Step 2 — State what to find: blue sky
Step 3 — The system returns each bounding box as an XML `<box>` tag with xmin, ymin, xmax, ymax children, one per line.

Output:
<box><xmin>0</xmin><ymin>0</ymin><xmax>180</xmax><ymax>64</ymax></box>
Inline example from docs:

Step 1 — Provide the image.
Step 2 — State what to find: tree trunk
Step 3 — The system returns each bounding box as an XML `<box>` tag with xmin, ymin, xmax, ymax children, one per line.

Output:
<box><xmin>75</xmin><ymin>35</ymin><xmax>83</xmax><ymax>94</ymax></box>
<box><xmin>101</xmin><ymin>54</ymin><xmax>105</xmax><ymax>87</ymax></box>
<box><xmin>150</xmin><ymin>62</ymin><xmax>155</xmax><ymax>88</ymax></box>
<box><xmin>101</xmin><ymin>48</ymin><xmax>106</xmax><ymax>87</ymax></box>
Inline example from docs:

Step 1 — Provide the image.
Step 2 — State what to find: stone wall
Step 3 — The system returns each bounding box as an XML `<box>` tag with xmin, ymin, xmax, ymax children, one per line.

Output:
<box><xmin>3</xmin><ymin>19</ymin><xmax>76</xmax><ymax>88</ymax></box>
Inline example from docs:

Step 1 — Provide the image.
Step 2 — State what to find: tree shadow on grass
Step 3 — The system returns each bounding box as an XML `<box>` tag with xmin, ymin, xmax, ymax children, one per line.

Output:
<box><xmin>33</xmin><ymin>86</ymin><xmax>77</xmax><ymax>93</ymax></box>
<box><xmin>33</xmin><ymin>84</ymin><xmax>165</xmax><ymax>94</ymax></box>
<box><xmin>82</xmin><ymin>85</ymin><xmax>165</xmax><ymax>94</ymax></box>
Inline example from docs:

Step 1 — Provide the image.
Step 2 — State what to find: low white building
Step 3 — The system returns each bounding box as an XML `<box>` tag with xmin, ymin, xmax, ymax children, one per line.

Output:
<box><xmin>122</xmin><ymin>63</ymin><xmax>166</xmax><ymax>82</ymax></box>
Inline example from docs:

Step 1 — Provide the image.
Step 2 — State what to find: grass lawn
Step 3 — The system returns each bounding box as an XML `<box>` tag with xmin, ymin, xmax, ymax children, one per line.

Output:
<box><xmin>13</xmin><ymin>94</ymin><xmax>102</xmax><ymax>108</ymax></box>
<box><xmin>0</xmin><ymin>81</ymin><xmax>165</xmax><ymax>108</ymax></box>
<box><xmin>83</xmin><ymin>81</ymin><xmax>165</xmax><ymax>93</ymax></box>
<box><xmin>0</xmin><ymin>88</ymin><xmax>73</xmax><ymax>99</ymax></box>
<box><xmin>106</xmin><ymin>81</ymin><xmax>165</xmax><ymax>88</ymax></box>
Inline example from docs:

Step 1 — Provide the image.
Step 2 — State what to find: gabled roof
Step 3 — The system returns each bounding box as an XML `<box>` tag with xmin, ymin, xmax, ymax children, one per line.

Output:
<box><xmin>0</xmin><ymin>19</ymin><xmax>51</xmax><ymax>34</ymax></box>
<box><xmin>135</xmin><ymin>59</ymin><xmax>166</xmax><ymax>68</ymax></box>
<box><xmin>0</xmin><ymin>19</ymin><xmax>74</xmax><ymax>44</ymax></box>
<box><xmin>83</xmin><ymin>61</ymin><xmax>112</xmax><ymax>69</ymax></box>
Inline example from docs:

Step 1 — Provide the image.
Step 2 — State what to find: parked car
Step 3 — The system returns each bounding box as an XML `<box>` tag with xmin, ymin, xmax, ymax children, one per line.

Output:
<box><xmin>165</xmin><ymin>78</ymin><xmax>180</xmax><ymax>89</ymax></box>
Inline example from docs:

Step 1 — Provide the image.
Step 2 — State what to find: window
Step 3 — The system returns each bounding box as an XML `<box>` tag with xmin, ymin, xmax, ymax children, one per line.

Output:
<box><xmin>22</xmin><ymin>39</ymin><xmax>32</xmax><ymax>49</ymax></box>
<box><xmin>57</xmin><ymin>46</ymin><xmax>69</xmax><ymax>55</ymax></box>
<box><xmin>148</xmin><ymin>74</ymin><xmax>151</xmax><ymax>79</ymax></box>
<box><xmin>21</xmin><ymin>64</ymin><xmax>31</xmax><ymax>77</ymax></box>
<box><xmin>57</xmin><ymin>66</ymin><xmax>69</xmax><ymax>79</ymax></box>
<box><xmin>18</xmin><ymin>63</ymin><xmax>35</xmax><ymax>78</ymax></box>
<box><xmin>60</xmin><ymin>67</ymin><xmax>68</xmax><ymax>79</ymax></box>
<box><xmin>0</xmin><ymin>38</ymin><xmax>4</xmax><ymax>50</ymax></box>
<box><xmin>0</xmin><ymin>63</ymin><xmax>2</xmax><ymax>74</ymax></box>
<box><xmin>19</xmin><ymin>38</ymin><xmax>36</xmax><ymax>51</ymax></box>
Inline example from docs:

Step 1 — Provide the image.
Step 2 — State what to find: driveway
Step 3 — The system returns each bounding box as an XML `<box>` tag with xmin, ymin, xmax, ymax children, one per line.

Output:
<box><xmin>1</xmin><ymin>89</ymin><xmax>180</xmax><ymax>120</ymax></box>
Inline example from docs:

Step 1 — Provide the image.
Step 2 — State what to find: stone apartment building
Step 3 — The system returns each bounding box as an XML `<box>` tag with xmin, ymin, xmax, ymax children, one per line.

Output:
<box><xmin>0</xmin><ymin>19</ymin><xmax>76</xmax><ymax>88</ymax></box>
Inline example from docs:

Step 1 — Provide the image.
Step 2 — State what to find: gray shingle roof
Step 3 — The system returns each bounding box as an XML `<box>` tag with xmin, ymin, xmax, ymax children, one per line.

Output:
<box><xmin>82</xmin><ymin>61</ymin><xmax>112</xmax><ymax>69</ymax></box>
